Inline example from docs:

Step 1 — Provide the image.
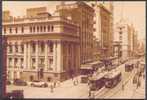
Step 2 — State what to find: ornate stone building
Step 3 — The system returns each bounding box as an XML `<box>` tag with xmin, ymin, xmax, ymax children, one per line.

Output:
<box><xmin>56</xmin><ymin>1</ymin><xmax>95</xmax><ymax>64</ymax></box>
<box><xmin>2</xmin><ymin>7</ymin><xmax>80</xmax><ymax>82</ymax></box>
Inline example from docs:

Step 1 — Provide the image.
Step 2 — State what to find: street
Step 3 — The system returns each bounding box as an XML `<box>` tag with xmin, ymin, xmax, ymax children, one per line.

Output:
<box><xmin>6</xmin><ymin>58</ymin><xmax>145</xmax><ymax>99</ymax></box>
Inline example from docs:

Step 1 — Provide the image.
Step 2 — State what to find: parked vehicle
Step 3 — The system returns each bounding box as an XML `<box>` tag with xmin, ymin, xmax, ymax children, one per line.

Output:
<box><xmin>104</xmin><ymin>70</ymin><xmax>122</xmax><ymax>88</ymax></box>
<box><xmin>13</xmin><ymin>79</ymin><xmax>27</xmax><ymax>86</ymax></box>
<box><xmin>30</xmin><ymin>80</ymin><xmax>48</xmax><ymax>87</ymax></box>
<box><xmin>6</xmin><ymin>90</ymin><xmax>24</xmax><ymax>99</ymax></box>
<box><xmin>6</xmin><ymin>80</ymin><xmax>11</xmax><ymax>85</ymax></box>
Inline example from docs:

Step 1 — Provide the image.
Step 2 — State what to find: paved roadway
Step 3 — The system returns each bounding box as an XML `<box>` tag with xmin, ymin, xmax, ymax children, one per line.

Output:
<box><xmin>6</xmin><ymin>58</ymin><xmax>145</xmax><ymax>99</ymax></box>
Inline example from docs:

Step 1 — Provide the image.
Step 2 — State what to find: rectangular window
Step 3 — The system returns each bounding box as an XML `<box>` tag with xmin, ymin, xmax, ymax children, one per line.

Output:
<box><xmin>50</xmin><ymin>59</ymin><xmax>53</xmax><ymax>65</ymax></box>
<box><xmin>44</xmin><ymin>26</ymin><xmax>46</xmax><ymax>32</ymax></box>
<box><xmin>15</xmin><ymin>27</ymin><xmax>18</xmax><ymax>33</ymax></box>
<box><xmin>32</xmin><ymin>58</ymin><xmax>35</xmax><ymax>69</ymax></box>
<box><xmin>21</xmin><ymin>45</ymin><xmax>24</xmax><ymax>53</ymax></box>
<box><xmin>4</xmin><ymin>28</ymin><xmax>6</xmax><ymax>33</ymax></box>
<box><xmin>9</xmin><ymin>45</ymin><xmax>12</xmax><ymax>53</ymax></box>
<box><xmin>14</xmin><ymin>58</ymin><xmax>18</xmax><ymax>68</ymax></box>
<box><xmin>15</xmin><ymin>45</ymin><xmax>18</xmax><ymax>53</ymax></box>
<box><xmin>9</xmin><ymin>28</ymin><xmax>12</xmax><ymax>33</ymax></box>
<box><xmin>32</xmin><ymin>44</ymin><xmax>35</xmax><ymax>53</ymax></box>
<box><xmin>30</xmin><ymin>27</ymin><xmax>32</xmax><ymax>33</ymax></box>
<box><xmin>21</xmin><ymin>58</ymin><xmax>24</xmax><ymax>69</ymax></box>
<box><xmin>41</xmin><ymin>43</ymin><xmax>44</xmax><ymax>53</ymax></box>
<box><xmin>37</xmin><ymin>26</ymin><xmax>39</xmax><ymax>32</ymax></box>
<box><xmin>48</xmin><ymin>25</ymin><xmax>50</xmax><ymax>32</ymax></box>
<box><xmin>40</xmin><ymin>26</ymin><xmax>42</xmax><ymax>32</ymax></box>
<box><xmin>50</xmin><ymin>43</ymin><xmax>53</xmax><ymax>52</ymax></box>
<box><xmin>21</xmin><ymin>27</ymin><xmax>24</xmax><ymax>33</ymax></box>
<box><xmin>9</xmin><ymin>58</ymin><xmax>12</xmax><ymax>68</ymax></box>
<box><xmin>51</xmin><ymin>25</ymin><xmax>54</xmax><ymax>31</ymax></box>
<box><xmin>33</xmin><ymin>26</ymin><xmax>35</xmax><ymax>32</ymax></box>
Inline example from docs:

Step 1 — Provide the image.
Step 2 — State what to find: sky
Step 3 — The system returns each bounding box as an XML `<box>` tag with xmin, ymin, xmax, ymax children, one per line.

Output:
<box><xmin>2</xmin><ymin>1</ymin><xmax>146</xmax><ymax>42</ymax></box>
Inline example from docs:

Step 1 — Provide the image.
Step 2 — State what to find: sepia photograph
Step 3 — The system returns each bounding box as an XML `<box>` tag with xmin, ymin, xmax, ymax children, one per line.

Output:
<box><xmin>1</xmin><ymin>0</ymin><xmax>146</xmax><ymax>99</ymax></box>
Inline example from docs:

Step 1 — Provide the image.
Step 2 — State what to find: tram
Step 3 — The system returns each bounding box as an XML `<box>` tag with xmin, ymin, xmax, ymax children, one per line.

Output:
<box><xmin>89</xmin><ymin>72</ymin><xmax>107</xmax><ymax>91</ymax></box>
<box><xmin>104</xmin><ymin>70</ymin><xmax>122</xmax><ymax>88</ymax></box>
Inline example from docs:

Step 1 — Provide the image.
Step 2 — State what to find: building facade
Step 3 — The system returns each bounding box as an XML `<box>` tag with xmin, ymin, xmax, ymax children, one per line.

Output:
<box><xmin>56</xmin><ymin>1</ymin><xmax>95</xmax><ymax>64</ymax></box>
<box><xmin>2</xmin><ymin>7</ymin><xmax>80</xmax><ymax>82</ymax></box>
<box><xmin>114</xmin><ymin>19</ymin><xmax>138</xmax><ymax>59</ymax></box>
<box><xmin>90</xmin><ymin>2</ymin><xmax>114</xmax><ymax>58</ymax></box>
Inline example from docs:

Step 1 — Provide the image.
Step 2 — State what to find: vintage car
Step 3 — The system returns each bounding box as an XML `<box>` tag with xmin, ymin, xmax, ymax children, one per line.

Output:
<box><xmin>30</xmin><ymin>80</ymin><xmax>48</xmax><ymax>87</ymax></box>
<box><xmin>6</xmin><ymin>80</ymin><xmax>11</xmax><ymax>85</ymax></box>
<box><xmin>13</xmin><ymin>79</ymin><xmax>27</xmax><ymax>86</ymax></box>
<box><xmin>6</xmin><ymin>90</ymin><xmax>24</xmax><ymax>99</ymax></box>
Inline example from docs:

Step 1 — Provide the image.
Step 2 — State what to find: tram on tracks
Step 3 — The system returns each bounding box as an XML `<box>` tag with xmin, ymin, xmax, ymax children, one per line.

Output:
<box><xmin>104</xmin><ymin>70</ymin><xmax>122</xmax><ymax>88</ymax></box>
<box><xmin>89</xmin><ymin>72</ymin><xmax>107</xmax><ymax>91</ymax></box>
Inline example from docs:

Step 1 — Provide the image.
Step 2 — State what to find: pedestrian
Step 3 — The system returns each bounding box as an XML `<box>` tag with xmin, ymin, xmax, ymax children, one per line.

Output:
<box><xmin>53</xmin><ymin>81</ymin><xmax>56</xmax><ymax>88</ymax></box>
<box><xmin>76</xmin><ymin>77</ymin><xmax>79</xmax><ymax>85</ymax></box>
<box><xmin>57</xmin><ymin>80</ymin><xmax>61</xmax><ymax>87</ymax></box>
<box><xmin>88</xmin><ymin>89</ymin><xmax>91</xmax><ymax>97</ymax></box>
<box><xmin>122</xmin><ymin>83</ymin><xmax>124</xmax><ymax>90</ymax></box>
<box><xmin>50</xmin><ymin>84</ymin><xmax>54</xmax><ymax>93</ymax></box>
<box><xmin>73</xmin><ymin>79</ymin><xmax>77</xmax><ymax>86</ymax></box>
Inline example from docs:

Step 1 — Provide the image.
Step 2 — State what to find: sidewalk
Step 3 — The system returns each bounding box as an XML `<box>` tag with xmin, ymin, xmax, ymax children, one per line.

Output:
<box><xmin>41</xmin><ymin>75</ymin><xmax>88</xmax><ymax>98</ymax></box>
<box><xmin>110</xmin><ymin>71</ymin><xmax>145</xmax><ymax>99</ymax></box>
<box><xmin>131</xmin><ymin>74</ymin><xmax>145</xmax><ymax>99</ymax></box>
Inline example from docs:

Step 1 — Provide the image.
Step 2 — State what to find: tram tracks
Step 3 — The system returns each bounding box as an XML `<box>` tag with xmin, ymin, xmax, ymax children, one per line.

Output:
<box><xmin>94</xmin><ymin>70</ymin><xmax>134</xmax><ymax>99</ymax></box>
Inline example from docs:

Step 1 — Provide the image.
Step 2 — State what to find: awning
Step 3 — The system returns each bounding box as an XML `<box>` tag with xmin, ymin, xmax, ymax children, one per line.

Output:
<box><xmin>80</xmin><ymin>61</ymin><xmax>102</xmax><ymax>70</ymax></box>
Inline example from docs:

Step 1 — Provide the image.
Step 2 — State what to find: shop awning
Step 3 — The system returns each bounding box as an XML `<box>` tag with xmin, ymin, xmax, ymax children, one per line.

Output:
<box><xmin>80</xmin><ymin>61</ymin><xmax>102</xmax><ymax>70</ymax></box>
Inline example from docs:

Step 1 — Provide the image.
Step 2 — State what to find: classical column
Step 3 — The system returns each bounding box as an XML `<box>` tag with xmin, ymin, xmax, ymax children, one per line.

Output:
<box><xmin>12</xmin><ymin>42</ymin><xmax>15</xmax><ymax>54</ymax></box>
<box><xmin>56</xmin><ymin>40</ymin><xmax>62</xmax><ymax>73</ymax></box>
<box><xmin>18</xmin><ymin>43</ymin><xmax>21</xmax><ymax>53</ymax></box>
<box><xmin>36</xmin><ymin>41</ymin><xmax>39</xmax><ymax>70</ymax></box>
<box><xmin>12</xmin><ymin>58</ymin><xmax>15</xmax><ymax>70</ymax></box>
<box><xmin>44</xmin><ymin>41</ymin><xmax>48</xmax><ymax>71</ymax></box>
<box><xmin>11</xmin><ymin>71</ymin><xmax>14</xmax><ymax>80</ymax></box>
<box><xmin>17</xmin><ymin>71</ymin><xmax>20</xmax><ymax>79</ymax></box>
<box><xmin>24</xmin><ymin>42</ymin><xmax>27</xmax><ymax>69</ymax></box>
<box><xmin>7</xmin><ymin>44</ymin><xmax>10</xmax><ymax>53</ymax></box>
<box><xmin>53</xmin><ymin>41</ymin><xmax>57</xmax><ymax>72</ymax></box>
<box><xmin>18</xmin><ymin>58</ymin><xmax>21</xmax><ymax>70</ymax></box>
<box><xmin>27</xmin><ymin>42</ymin><xmax>31</xmax><ymax>70</ymax></box>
